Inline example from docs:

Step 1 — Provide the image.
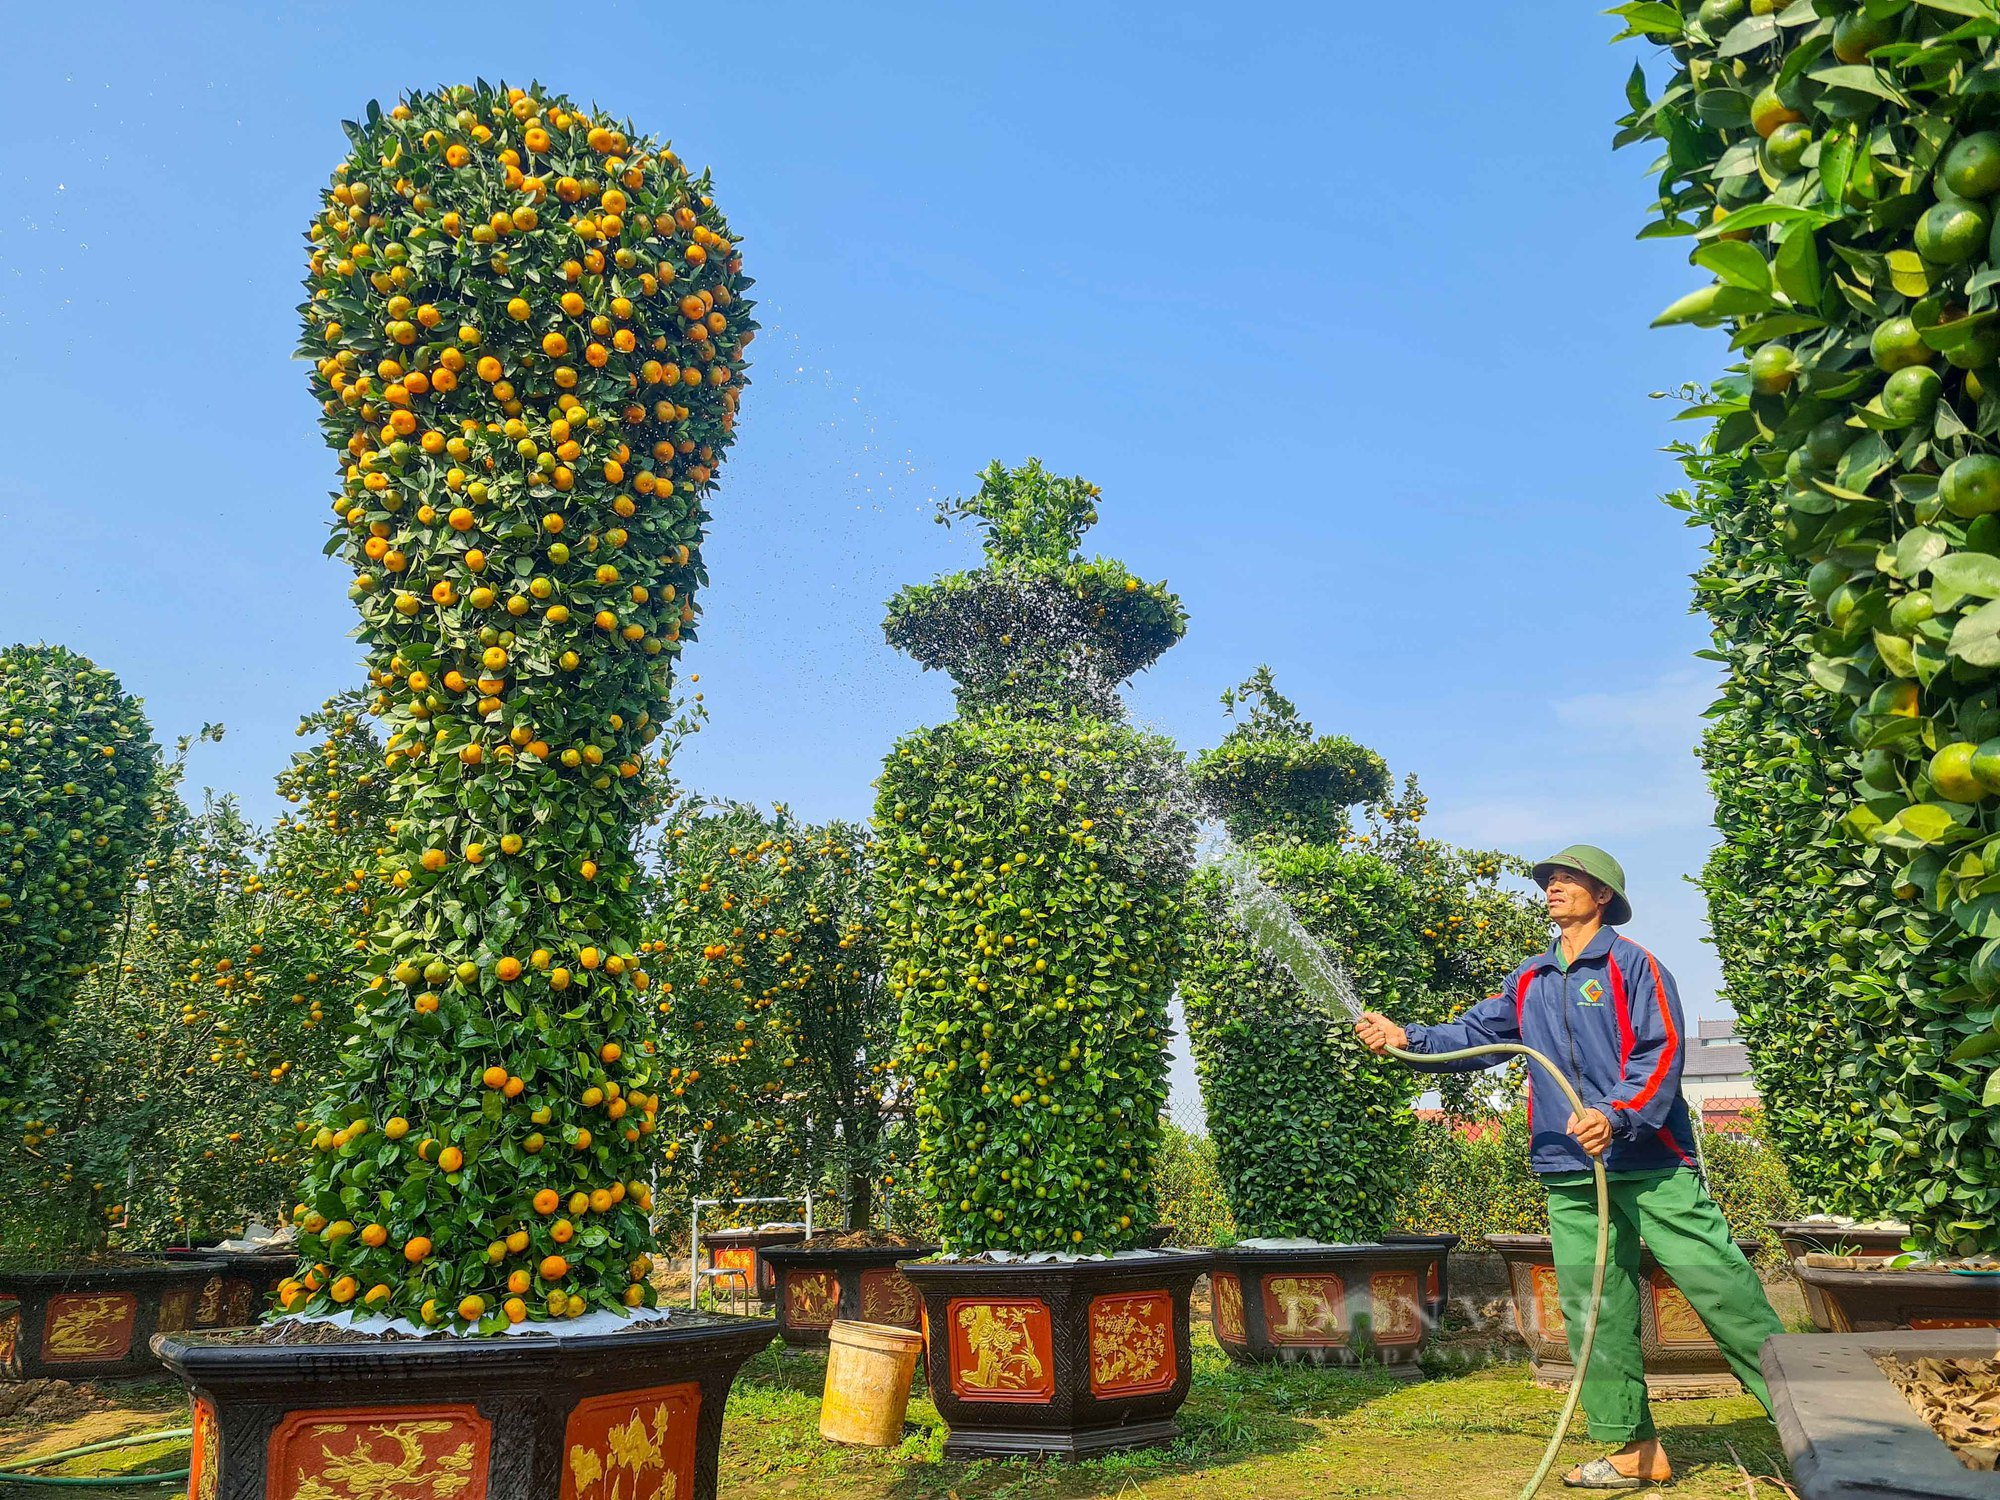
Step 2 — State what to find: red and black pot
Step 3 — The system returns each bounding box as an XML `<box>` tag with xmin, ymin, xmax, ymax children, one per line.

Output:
<box><xmin>900</xmin><ymin>1251</ymin><xmax>1210</xmax><ymax>1459</ymax></box>
<box><xmin>1</xmin><ymin>1255</ymin><xmax>222</xmax><ymax>1380</ymax></box>
<box><xmin>1791</xmin><ymin>1258</ymin><xmax>2000</xmax><ymax>1335</ymax></box>
<box><xmin>761</xmin><ymin>1241</ymin><xmax>936</xmax><ymax>1347</ymax></box>
<box><xmin>1766</xmin><ymin>1219</ymin><xmax>1911</xmax><ymax>1332</ymax></box>
<box><xmin>1488</xmin><ymin>1231</ymin><xmax>1768</xmax><ymax>1398</ymax></box>
<box><xmin>156</xmin><ymin>1310</ymin><xmax>776</xmax><ymax>1499</ymax></box>
<box><xmin>159</xmin><ymin>1246</ymin><xmax>297</xmax><ymax>1329</ymax></box>
<box><xmin>1206</xmin><ymin>1241</ymin><xmax>1442</xmax><ymax>1371</ymax></box>
<box><xmin>697</xmin><ymin>1225</ymin><xmax>805</xmax><ymax>1306</ymax></box>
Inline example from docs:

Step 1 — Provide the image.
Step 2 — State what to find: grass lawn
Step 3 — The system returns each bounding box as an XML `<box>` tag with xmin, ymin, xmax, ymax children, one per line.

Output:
<box><xmin>721</xmin><ymin>1333</ymin><xmax>1791</xmax><ymax>1499</ymax></box>
<box><xmin>1</xmin><ymin>1329</ymin><xmax>1793</xmax><ymax>1499</ymax></box>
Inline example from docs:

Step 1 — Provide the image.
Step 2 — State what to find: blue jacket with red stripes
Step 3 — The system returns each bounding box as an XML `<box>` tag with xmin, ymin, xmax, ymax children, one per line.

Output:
<box><xmin>1401</xmin><ymin>927</ymin><xmax>1696</xmax><ymax>1177</ymax></box>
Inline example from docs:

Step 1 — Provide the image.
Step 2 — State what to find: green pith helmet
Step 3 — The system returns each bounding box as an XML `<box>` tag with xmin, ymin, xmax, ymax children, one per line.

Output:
<box><xmin>1532</xmin><ymin>844</ymin><xmax>1632</xmax><ymax>926</ymax></box>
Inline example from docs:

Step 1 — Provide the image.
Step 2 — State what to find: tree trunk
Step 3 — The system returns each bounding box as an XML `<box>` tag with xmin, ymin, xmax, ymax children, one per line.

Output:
<box><xmin>847</xmin><ymin>1168</ymin><xmax>874</xmax><ymax>1231</ymax></box>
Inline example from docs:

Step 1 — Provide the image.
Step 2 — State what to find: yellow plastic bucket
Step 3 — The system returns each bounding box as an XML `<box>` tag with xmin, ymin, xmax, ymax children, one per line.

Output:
<box><xmin>819</xmin><ymin>1318</ymin><xmax>923</xmax><ymax>1446</ymax></box>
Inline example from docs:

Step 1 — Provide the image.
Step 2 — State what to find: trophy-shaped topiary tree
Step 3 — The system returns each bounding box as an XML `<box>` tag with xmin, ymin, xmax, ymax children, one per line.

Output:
<box><xmin>875</xmin><ymin>460</ymin><xmax>1194</xmax><ymax>1254</ymax></box>
<box><xmin>282</xmin><ymin>81</ymin><xmax>751</xmax><ymax>1330</ymax></box>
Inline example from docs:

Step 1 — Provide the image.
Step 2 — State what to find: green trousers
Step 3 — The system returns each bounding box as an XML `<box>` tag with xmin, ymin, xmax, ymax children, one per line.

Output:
<box><xmin>1543</xmin><ymin>1167</ymin><xmax>1784</xmax><ymax>1444</ymax></box>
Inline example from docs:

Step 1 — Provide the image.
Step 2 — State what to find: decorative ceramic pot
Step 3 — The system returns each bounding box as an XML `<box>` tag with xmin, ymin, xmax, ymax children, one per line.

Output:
<box><xmin>900</xmin><ymin>1251</ymin><xmax>1210</xmax><ymax>1459</ymax></box>
<box><xmin>159</xmin><ymin>1247</ymin><xmax>297</xmax><ymax>1330</ymax></box>
<box><xmin>1487</xmin><ymin>1232</ymin><xmax>1765</xmax><ymax>1398</ymax></box>
<box><xmin>1206</xmin><ymin>1242</ymin><xmax>1441</xmax><ymax>1371</ymax></box>
<box><xmin>156</xmin><ymin>1310</ymin><xmax>775</xmax><ymax>1500</ymax></box>
<box><xmin>697</xmin><ymin>1226</ymin><xmax>806</xmax><ymax>1306</ymax></box>
<box><xmin>761</xmin><ymin>1242</ymin><xmax>935</xmax><ymax>1348</ymax></box>
<box><xmin>0</xmin><ymin>1256</ymin><xmax>222</xmax><ymax>1380</ymax></box>
<box><xmin>1766</xmin><ymin>1220</ymin><xmax>1911</xmax><ymax>1332</ymax></box>
<box><xmin>1791</xmin><ymin>1258</ymin><xmax>2000</xmax><ymax>1334</ymax></box>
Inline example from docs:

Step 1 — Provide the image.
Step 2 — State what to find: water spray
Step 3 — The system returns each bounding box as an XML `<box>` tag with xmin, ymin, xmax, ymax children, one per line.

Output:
<box><xmin>1214</xmin><ymin>846</ymin><xmax>1610</xmax><ymax>1500</ymax></box>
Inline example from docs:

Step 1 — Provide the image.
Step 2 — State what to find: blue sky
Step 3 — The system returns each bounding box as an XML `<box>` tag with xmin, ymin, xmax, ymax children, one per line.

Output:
<box><xmin>2</xmin><ymin>4</ymin><xmax>1732</xmax><ymax>1113</ymax></box>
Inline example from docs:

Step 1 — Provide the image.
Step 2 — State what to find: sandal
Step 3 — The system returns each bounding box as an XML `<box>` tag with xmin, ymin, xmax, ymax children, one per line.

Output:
<box><xmin>1561</xmin><ymin>1457</ymin><xmax>1648</xmax><ymax>1490</ymax></box>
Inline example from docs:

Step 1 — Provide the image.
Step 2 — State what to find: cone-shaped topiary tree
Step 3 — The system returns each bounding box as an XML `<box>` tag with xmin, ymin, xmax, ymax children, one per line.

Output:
<box><xmin>875</xmin><ymin>460</ymin><xmax>1193</xmax><ymax>1254</ymax></box>
<box><xmin>1181</xmin><ymin>669</ymin><xmax>1543</xmax><ymax>1242</ymax></box>
<box><xmin>0</xmin><ymin>644</ymin><xmax>160</xmax><ymax>1113</ymax></box>
<box><xmin>283</xmin><ymin>81</ymin><xmax>751</xmax><ymax>1328</ymax></box>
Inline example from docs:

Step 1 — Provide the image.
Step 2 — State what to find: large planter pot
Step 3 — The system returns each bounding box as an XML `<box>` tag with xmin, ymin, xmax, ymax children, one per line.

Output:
<box><xmin>761</xmin><ymin>1242</ymin><xmax>937</xmax><ymax>1348</ymax></box>
<box><xmin>1762</xmin><ymin>1328</ymin><xmax>2000</xmax><ymax>1498</ymax></box>
<box><xmin>1206</xmin><ymin>1242</ymin><xmax>1442</xmax><ymax>1372</ymax></box>
<box><xmin>901</xmin><ymin>1251</ymin><xmax>1210</xmax><ymax>1459</ymax></box>
<box><xmin>699</xmin><ymin>1226</ymin><xmax>806</xmax><ymax>1307</ymax></box>
<box><xmin>1768</xmin><ymin>1220</ymin><xmax>1910</xmax><ymax>1333</ymax></box>
<box><xmin>1487</xmin><ymin>1232</ymin><xmax>1764</xmax><ymax>1398</ymax></box>
<box><xmin>0</xmin><ymin>1256</ymin><xmax>222</xmax><ymax>1380</ymax></box>
<box><xmin>156</xmin><ymin>1311</ymin><xmax>776</xmax><ymax>1500</ymax></box>
<box><xmin>1793</xmin><ymin>1258</ymin><xmax>2000</xmax><ymax>1334</ymax></box>
<box><xmin>160</xmin><ymin>1248</ymin><xmax>297</xmax><ymax>1330</ymax></box>
<box><xmin>1382</xmin><ymin>1232</ymin><xmax>1461</xmax><ymax>1325</ymax></box>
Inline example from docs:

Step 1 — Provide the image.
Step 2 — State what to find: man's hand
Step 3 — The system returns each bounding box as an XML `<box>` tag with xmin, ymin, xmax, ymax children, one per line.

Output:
<box><xmin>1354</xmin><ymin>1012</ymin><xmax>1407</xmax><ymax>1055</ymax></box>
<box><xmin>1567</xmin><ymin>1107</ymin><xmax>1613</xmax><ymax>1157</ymax></box>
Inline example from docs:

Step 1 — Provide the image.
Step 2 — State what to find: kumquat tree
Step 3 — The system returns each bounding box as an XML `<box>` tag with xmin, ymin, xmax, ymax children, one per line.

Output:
<box><xmin>875</xmin><ymin>460</ymin><xmax>1195</xmax><ymax>1254</ymax></box>
<box><xmin>0</xmin><ymin>644</ymin><xmax>160</xmax><ymax>1113</ymax></box>
<box><xmin>1181</xmin><ymin>670</ymin><xmax>1544</xmax><ymax>1242</ymax></box>
<box><xmin>646</xmin><ymin>803</ymin><xmax>903</xmax><ymax>1227</ymax></box>
<box><xmin>1615</xmin><ymin>0</ymin><xmax>2000</xmax><ymax>1252</ymax></box>
<box><xmin>0</xmin><ymin>731</ymin><xmax>311</xmax><ymax>1256</ymax></box>
<box><xmin>1669</xmin><ymin>428</ymin><xmax>1896</xmax><ymax>1216</ymax></box>
<box><xmin>280</xmin><ymin>80</ymin><xmax>752</xmax><ymax>1330</ymax></box>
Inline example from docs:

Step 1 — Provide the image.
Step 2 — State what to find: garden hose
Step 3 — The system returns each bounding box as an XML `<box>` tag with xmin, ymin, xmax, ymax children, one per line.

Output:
<box><xmin>1385</xmin><ymin>1041</ymin><xmax>1610</xmax><ymax>1500</ymax></box>
<box><xmin>0</xmin><ymin>1426</ymin><xmax>192</xmax><ymax>1489</ymax></box>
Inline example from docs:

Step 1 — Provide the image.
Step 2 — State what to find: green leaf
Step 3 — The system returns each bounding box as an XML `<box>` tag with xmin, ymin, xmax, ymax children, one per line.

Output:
<box><xmin>1895</xmin><ymin>527</ymin><xmax>1949</xmax><ymax>578</ymax></box>
<box><xmin>1916</xmin><ymin>0</ymin><xmax>2000</xmax><ymax>18</ymax></box>
<box><xmin>1875</xmin><ymin>629</ymin><xmax>1918</xmax><ymax>677</ymax></box>
<box><xmin>1808</xmin><ymin>656</ymin><xmax>1873</xmax><ymax>695</ymax></box>
<box><xmin>1953</xmin><ymin>893</ymin><xmax>2000</xmax><ymax>938</ymax></box>
<box><xmin>1950</xmin><ymin>598</ymin><xmax>2000</xmax><ymax>665</ymax></box>
<box><xmin>1895</xmin><ymin>803</ymin><xmax>1966</xmax><ymax>845</ymax></box>
<box><xmin>1774</xmin><ymin>229</ymin><xmax>1823</xmax><ymax>309</ymax></box>
<box><xmin>1948</xmin><ymin>1027</ymin><xmax>2000</xmax><ymax>1062</ymax></box>
<box><xmin>1932</xmin><ymin>553</ymin><xmax>2000</xmax><ymax>598</ymax></box>
<box><xmin>1696</xmin><ymin>240</ymin><xmax>1774</xmax><ymax>292</ymax></box>
<box><xmin>1605</xmin><ymin>1</ymin><xmax>1685</xmax><ymax>38</ymax></box>
<box><xmin>1625</xmin><ymin>60</ymin><xmax>1651</xmax><ymax>112</ymax></box>
<box><xmin>1838</xmin><ymin>432</ymin><xmax>1894</xmax><ymax>492</ymax></box>
<box><xmin>1809</xmin><ymin>64</ymin><xmax>1913</xmax><ymax>104</ymax></box>
<box><xmin>1652</xmin><ymin>283</ymin><xmax>1777</xmax><ymax>327</ymax></box>
<box><xmin>1734</xmin><ymin>312</ymin><xmax>1828</xmax><ymax>345</ymax></box>
<box><xmin>1718</xmin><ymin>15</ymin><xmax>1779</xmax><ymax>54</ymax></box>
<box><xmin>1983</xmin><ymin>1065</ymin><xmax>2000</xmax><ymax>1109</ymax></box>
<box><xmin>1701</xmin><ymin>202</ymin><xmax>1838</xmax><ymax>238</ymax></box>
<box><xmin>1920</xmin><ymin>310</ymin><xmax>1999</xmax><ymax>356</ymax></box>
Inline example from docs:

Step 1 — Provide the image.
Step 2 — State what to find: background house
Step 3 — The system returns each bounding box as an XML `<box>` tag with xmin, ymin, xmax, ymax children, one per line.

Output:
<box><xmin>1682</xmin><ymin>1017</ymin><xmax>1760</xmax><ymax>1134</ymax></box>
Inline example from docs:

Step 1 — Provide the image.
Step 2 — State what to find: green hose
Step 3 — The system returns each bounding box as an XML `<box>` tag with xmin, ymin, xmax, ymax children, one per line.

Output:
<box><xmin>1387</xmin><ymin>1041</ymin><xmax>1610</xmax><ymax>1500</ymax></box>
<box><xmin>0</xmin><ymin>1426</ymin><xmax>192</xmax><ymax>1489</ymax></box>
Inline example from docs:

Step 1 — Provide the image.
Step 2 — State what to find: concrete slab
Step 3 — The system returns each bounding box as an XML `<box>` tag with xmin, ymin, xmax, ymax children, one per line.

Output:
<box><xmin>1762</xmin><ymin>1328</ymin><xmax>1999</xmax><ymax>1499</ymax></box>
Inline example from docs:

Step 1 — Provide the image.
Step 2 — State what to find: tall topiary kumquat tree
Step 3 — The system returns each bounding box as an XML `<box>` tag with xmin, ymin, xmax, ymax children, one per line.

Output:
<box><xmin>281</xmin><ymin>81</ymin><xmax>751</xmax><ymax>1329</ymax></box>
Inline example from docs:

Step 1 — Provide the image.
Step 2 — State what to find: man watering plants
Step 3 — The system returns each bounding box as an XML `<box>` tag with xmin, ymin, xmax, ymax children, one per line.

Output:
<box><xmin>1355</xmin><ymin>845</ymin><xmax>1783</xmax><ymax>1492</ymax></box>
